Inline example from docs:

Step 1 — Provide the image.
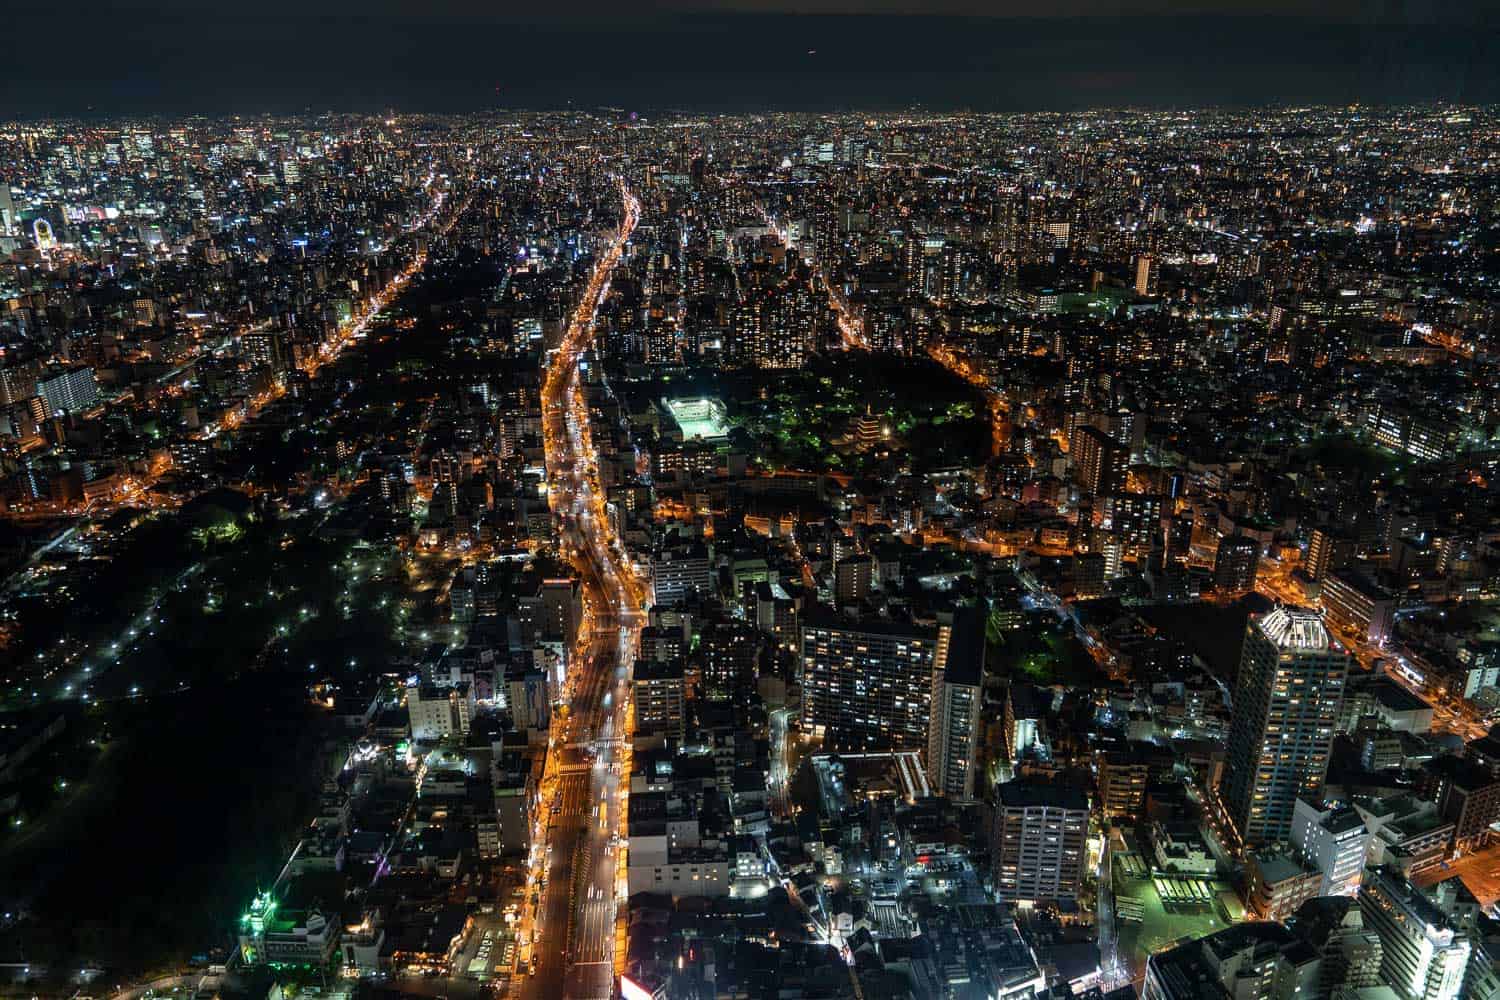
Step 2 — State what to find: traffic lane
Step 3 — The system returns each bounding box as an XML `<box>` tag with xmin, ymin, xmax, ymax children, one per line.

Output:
<box><xmin>524</xmin><ymin>638</ymin><xmax>615</xmax><ymax>994</ymax></box>
<box><xmin>525</xmin><ymin>771</ymin><xmax>589</xmax><ymax>999</ymax></box>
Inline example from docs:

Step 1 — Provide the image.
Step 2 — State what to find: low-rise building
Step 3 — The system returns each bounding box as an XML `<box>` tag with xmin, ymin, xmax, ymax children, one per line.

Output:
<box><xmin>1245</xmin><ymin>848</ymin><xmax>1322</xmax><ymax>923</ymax></box>
<box><xmin>1142</xmin><ymin>922</ymin><xmax>1321</xmax><ymax>1000</ymax></box>
<box><xmin>1322</xmin><ymin>570</ymin><xmax>1396</xmax><ymax>647</ymax></box>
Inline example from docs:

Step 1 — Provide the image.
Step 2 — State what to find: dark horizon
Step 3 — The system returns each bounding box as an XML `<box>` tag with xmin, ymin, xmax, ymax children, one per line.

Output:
<box><xmin>7</xmin><ymin>10</ymin><xmax>1498</xmax><ymax>118</ymax></box>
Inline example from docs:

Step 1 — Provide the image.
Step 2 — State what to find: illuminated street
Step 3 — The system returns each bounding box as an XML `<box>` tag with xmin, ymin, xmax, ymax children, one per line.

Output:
<box><xmin>521</xmin><ymin>181</ymin><xmax>643</xmax><ymax>1000</ymax></box>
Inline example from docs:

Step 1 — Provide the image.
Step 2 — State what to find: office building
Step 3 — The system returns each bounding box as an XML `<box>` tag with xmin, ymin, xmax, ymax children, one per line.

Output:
<box><xmin>1221</xmin><ymin>606</ymin><xmax>1351</xmax><ymax>847</ymax></box>
<box><xmin>1353</xmin><ymin>793</ymin><xmax>1454</xmax><ymax>878</ymax></box>
<box><xmin>1365</xmin><ymin>404</ymin><xmax>1458</xmax><ymax>463</ymax></box>
<box><xmin>505</xmin><ymin>666</ymin><xmax>551</xmax><ymax>733</ymax></box>
<box><xmin>651</xmin><ymin>541</ymin><xmax>713</xmax><ymax>607</ymax></box>
<box><xmin>1424</xmin><ymin>754</ymin><xmax>1500</xmax><ymax>854</ymax></box>
<box><xmin>638</xmin><ymin>625</ymin><xmax>683</xmax><ymax>665</ymax></box>
<box><xmin>1360</xmin><ymin>866</ymin><xmax>1471</xmax><ymax>1000</ymax></box>
<box><xmin>833</xmin><ymin>553</ymin><xmax>875</xmax><ymax>605</ymax></box>
<box><xmin>990</xmin><ymin>779</ymin><xmax>1089</xmax><ymax>903</ymax></box>
<box><xmin>1464</xmin><ymin>917</ymin><xmax>1500</xmax><ymax>1000</ymax></box>
<box><xmin>633</xmin><ymin>659</ymin><xmax>686</xmax><ymax>742</ymax></box>
<box><xmin>1289</xmin><ymin>896</ymin><xmax>1385</xmax><ymax>1000</ymax></box>
<box><xmin>540</xmin><ymin>577</ymin><xmax>582</xmax><ymax>648</ymax></box>
<box><xmin>0</xmin><ymin>365</ymin><xmax>36</xmax><ymax>405</ymax></box>
<box><xmin>407</xmin><ymin>683</ymin><xmax>474</xmax><ymax>741</ymax></box>
<box><xmin>1246</xmin><ymin>847</ymin><xmax>1323</xmax><ymax>922</ymax></box>
<box><xmin>1322</xmin><ymin>570</ymin><xmax>1396</xmax><ymax>647</ymax></box>
<box><xmin>1291</xmin><ymin>796</ymin><xmax>1372</xmax><ymax>897</ymax></box>
<box><xmin>492</xmin><ymin>752</ymin><xmax>535</xmax><ymax>854</ymax></box>
<box><xmin>926</xmin><ymin>608</ymin><xmax>985</xmax><ymax>800</ymax></box>
<box><xmin>1074</xmin><ymin>551</ymin><xmax>1107</xmax><ymax>599</ymax></box>
<box><xmin>1213</xmin><ymin>534</ymin><xmax>1260</xmax><ymax>593</ymax></box>
<box><xmin>1307</xmin><ymin>527</ymin><xmax>1357</xmax><ymax>583</ymax></box>
<box><xmin>1098</xmin><ymin>744</ymin><xmax>1152</xmax><ymax>819</ymax></box>
<box><xmin>237</xmin><ymin>891</ymin><xmax>341</xmax><ymax>968</ymax></box>
<box><xmin>242</xmin><ymin>330</ymin><xmax>288</xmax><ymax>371</ymax></box>
<box><xmin>1072</xmin><ymin>425</ymin><xmax>1128</xmax><ymax>496</ymax></box>
<box><xmin>799</xmin><ymin>614</ymin><xmax>938</xmax><ymax>751</ymax></box>
<box><xmin>697</xmin><ymin>620</ymin><xmax>759</xmax><ymax>701</ymax></box>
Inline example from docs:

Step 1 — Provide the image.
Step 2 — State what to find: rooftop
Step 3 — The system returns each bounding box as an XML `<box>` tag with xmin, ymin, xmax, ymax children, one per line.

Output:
<box><xmin>663</xmin><ymin>396</ymin><xmax>729</xmax><ymax>442</ymax></box>
<box><xmin>1256</xmin><ymin>605</ymin><xmax>1332</xmax><ymax>651</ymax></box>
<box><xmin>996</xmin><ymin>778</ymin><xmax>1088</xmax><ymax>812</ymax></box>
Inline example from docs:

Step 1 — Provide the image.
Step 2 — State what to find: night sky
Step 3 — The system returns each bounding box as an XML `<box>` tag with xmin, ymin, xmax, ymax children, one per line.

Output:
<box><xmin>9</xmin><ymin>2</ymin><xmax>1497</xmax><ymax>116</ymax></box>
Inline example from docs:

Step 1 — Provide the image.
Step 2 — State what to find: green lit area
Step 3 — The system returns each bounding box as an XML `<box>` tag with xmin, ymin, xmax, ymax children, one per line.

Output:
<box><xmin>1111</xmin><ymin>855</ymin><xmax>1237</xmax><ymax>980</ymax></box>
<box><xmin>732</xmin><ymin>353</ymin><xmax>991</xmax><ymax>474</ymax></box>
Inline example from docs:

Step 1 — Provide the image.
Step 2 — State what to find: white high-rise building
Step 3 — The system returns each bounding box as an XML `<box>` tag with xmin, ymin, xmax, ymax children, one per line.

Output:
<box><xmin>1291</xmin><ymin>796</ymin><xmax>1371</xmax><ymax>897</ymax></box>
<box><xmin>1360</xmin><ymin>866</ymin><xmax>1470</xmax><ymax>1000</ymax></box>
<box><xmin>926</xmin><ymin>608</ymin><xmax>984</xmax><ymax>800</ymax></box>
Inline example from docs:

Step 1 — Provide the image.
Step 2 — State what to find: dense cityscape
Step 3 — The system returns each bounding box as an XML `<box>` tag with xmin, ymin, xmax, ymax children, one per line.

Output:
<box><xmin>0</xmin><ymin>103</ymin><xmax>1497</xmax><ymax>1000</ymax></box>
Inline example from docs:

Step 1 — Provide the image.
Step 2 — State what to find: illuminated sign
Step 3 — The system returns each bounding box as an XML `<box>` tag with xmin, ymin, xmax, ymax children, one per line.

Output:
<box><xmin>620</xmin><ymin>976</ymin><xmax>658</xmax><ymax>1000</ymax></box>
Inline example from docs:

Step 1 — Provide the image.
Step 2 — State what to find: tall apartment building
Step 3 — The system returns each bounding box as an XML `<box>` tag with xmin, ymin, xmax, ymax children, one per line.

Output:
<box><xmin>926</xmin><ymin>608</ymin><xmax>985</xmax><ymax>800</ymax></box>
<box><xmin>1220</xmin><ymin>606</ymin><xmax>1351</xmax><ymax>847</ymax></box>
<box><xmin>1134</xmin><ymin>254</ymin><xmax>1156</xmax><ymax>297</ymax></box>
<box><xmin>37</xmin><ymin>366</ymin><xmax>101</xmax><ymax>415</ymax></box>
<box><xmin>740</xmin><ymin>281</ymin><xmax>822</xmax><ymax>370</ymax></box>
<box><xmin>990</xmin><ymin>779</ymin><xmax>1089</xmax><ymax>903</ymax></box>
<box><xmin>1360</xmin><ymin>866</ymin><xmax>1471</xmax><ymax>1000</ymax></box>
<box><xmin>799</xmin><ymin>614</ymin><xmax>937</xmax><ymax>751</ymax></box>
<box><xmin>1101</xmin><ymin>492</ymin><xmax>1164</xmax><ymax>553</ymax></box>
<box><xmin>1071</xmin><ymin>425</ymin><xmax>1128</xmax><ymax>496</ymax></box>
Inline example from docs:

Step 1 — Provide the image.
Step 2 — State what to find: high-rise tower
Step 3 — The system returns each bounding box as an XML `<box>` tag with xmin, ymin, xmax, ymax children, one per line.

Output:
<box><xmin>1220</xmin><ymin>606</ymin><xmax>1350</xmax><ymax>847</ymax></box>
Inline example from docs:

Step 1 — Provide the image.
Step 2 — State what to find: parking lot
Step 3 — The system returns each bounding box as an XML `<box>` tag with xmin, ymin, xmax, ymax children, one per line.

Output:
<box><xmin>1111</xmin><ymin>853</ymin><xmax>1236</xmax><ymax>981</ymax></box>
<box><xmin>453</xmin><ymin>913</ymin><xmax>516</xmax><ymax>987</ymax></box>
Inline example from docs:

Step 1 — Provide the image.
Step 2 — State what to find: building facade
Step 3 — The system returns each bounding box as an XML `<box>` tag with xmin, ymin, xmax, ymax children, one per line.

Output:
<box><xmin>990</xmin><ymin>779</ymin><xmax>1090</xmax><ymax>903</ymax></box>
<box><xmin>799</xmin><ymin>615</ymin><xmax>938</xmax><ymax>751</ymax></box>
<box><xmin>1360</xmin><ymin>866</ymin><xmax>1471</xmax><ymax>1000</ymax></box>
<box><xmin>1221</xmin><ymin>607</ymin><xmax>1351</xmax><ymax>847</ymax></box>
<box><xmin>926</xmin><ymin>608</ymin><xmax>985</xmax><ymax>800</ymax></box>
